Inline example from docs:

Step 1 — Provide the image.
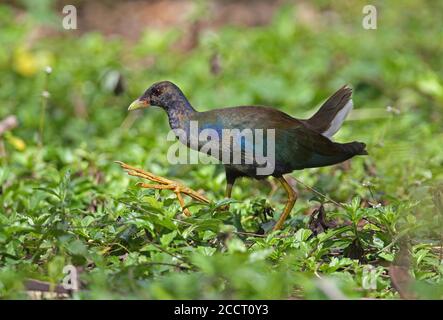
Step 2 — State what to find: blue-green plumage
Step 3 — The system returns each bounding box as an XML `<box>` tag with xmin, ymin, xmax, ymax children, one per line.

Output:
<box><xmin>130</xmin><ymin>80</ymin><xmax>367</xmax><ymax>179</ymax></box>
<box><xmin>129</xmin><ymin>80</ymin><xmax>368</xmax><ymax>230</ymax></box>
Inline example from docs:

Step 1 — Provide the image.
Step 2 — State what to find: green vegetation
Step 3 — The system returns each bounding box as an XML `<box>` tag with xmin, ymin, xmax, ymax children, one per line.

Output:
<box><xmin>0</xmin><ymin>1</ymin><xmax>442</xmax><ymax>299</ymax></box>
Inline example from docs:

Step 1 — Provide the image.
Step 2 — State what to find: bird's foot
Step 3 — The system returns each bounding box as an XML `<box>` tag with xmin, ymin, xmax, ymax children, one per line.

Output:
<box><xmin>116</xmin><ymin>161</ymin><xmax>210</xmax><ymax>216</ymax></box>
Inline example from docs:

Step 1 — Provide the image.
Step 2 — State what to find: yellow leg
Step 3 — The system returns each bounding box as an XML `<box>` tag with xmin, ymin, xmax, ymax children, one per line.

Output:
<box><xmin>116</xmin><ymin>161</ymin><xmax>210</xmax><ymax>216</ymax></box>
<box><xmin>273</xmin><ymin>176</ymin><xmax>297</xmax><ymax>231</ymax></box>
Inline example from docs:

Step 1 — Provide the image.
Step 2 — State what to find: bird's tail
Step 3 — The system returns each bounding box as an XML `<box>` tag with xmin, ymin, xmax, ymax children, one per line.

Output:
<box><xmin>306</xmin><ymin>85</ymin><xmax>353</xmax><ymax>139</ymax></box>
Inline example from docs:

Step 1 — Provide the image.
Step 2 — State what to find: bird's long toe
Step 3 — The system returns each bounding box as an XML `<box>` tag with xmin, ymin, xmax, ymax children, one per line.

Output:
<box><xmin>116</xmin><ymin>161</ymin><xmax>210</xmax><ymax>217</ymax></box>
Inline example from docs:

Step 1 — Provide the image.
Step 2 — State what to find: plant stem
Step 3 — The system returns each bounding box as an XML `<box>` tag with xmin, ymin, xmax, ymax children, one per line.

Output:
<box><xmin>39</xmin><ymin>70</ymin><xmax>51</xmax><ymax>147</ymax></box>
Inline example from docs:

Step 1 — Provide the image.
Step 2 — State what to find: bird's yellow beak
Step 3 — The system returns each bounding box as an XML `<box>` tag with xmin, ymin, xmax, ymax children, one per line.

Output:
<box><xmin>128</xmin><ymin>99</ymin><xmax>149</xmax><ymax>111</ymax></box>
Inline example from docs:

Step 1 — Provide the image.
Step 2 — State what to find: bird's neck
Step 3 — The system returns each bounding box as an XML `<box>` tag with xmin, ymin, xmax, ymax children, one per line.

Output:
<box><xmin>165</xmin><ymin>98</ymin><xmax>197</xmax><ymax>131</ymax></box>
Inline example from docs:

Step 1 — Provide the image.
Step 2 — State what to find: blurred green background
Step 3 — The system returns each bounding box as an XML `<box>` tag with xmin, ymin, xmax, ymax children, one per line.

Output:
<box><xmin>0</xmin><ymin>0</ymin><xmax>442</xmax><ymax>299</ymax></box>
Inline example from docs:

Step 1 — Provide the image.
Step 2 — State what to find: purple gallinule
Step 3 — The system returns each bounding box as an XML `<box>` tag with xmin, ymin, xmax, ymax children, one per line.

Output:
<box><xmin>128</xmin><ymin>81</ymin><xmax>367</xmax><ymax>231</ymax></box>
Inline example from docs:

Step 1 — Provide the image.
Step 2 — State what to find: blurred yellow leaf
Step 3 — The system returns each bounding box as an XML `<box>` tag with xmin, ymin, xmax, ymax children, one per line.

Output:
<box><xmin>13</xmin><ymin>47</ymin><xmax>53</xmax><ymax>77</ymax></box>
<box><xmin>4</xmin><ymin>132</ymin><xmax>26</xmax><ymax>151</ymax></box>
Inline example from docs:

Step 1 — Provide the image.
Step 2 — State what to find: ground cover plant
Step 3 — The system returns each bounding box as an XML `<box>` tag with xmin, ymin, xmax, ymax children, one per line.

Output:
<box><xmin>0</xmin><ymin>0</ymin><xmax>442</xmax><ymax>299</ymax></box>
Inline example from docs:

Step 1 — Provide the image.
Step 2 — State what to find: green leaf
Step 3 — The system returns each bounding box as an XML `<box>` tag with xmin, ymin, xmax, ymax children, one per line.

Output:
<box><xmin>160</xmin><ymin>230</ymin><xmax>177</xmax><ymax>246</ymax></box>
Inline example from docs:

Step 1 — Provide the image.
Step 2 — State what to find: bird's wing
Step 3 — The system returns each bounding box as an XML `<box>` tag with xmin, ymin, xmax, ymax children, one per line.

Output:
<box><xmin>275</xmin><ymin>124</ymin><xmax>339</xmax><ymax>166</ymax></box>
<box><xmin>192</xmin><ymin>107</ymin><xmax>298</xmax><ymax>165</ymax></box>
<box><xmin>276</xmin><ymin>123</ymin><xmax>366</xmax><ymax>169</ymax></box>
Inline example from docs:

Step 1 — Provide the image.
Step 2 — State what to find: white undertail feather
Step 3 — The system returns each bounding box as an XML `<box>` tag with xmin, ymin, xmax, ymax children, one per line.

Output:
<box><xmin>322</xmin><ymin>99</ymin><xmax>353</xmax><ymax>138</ymax></box>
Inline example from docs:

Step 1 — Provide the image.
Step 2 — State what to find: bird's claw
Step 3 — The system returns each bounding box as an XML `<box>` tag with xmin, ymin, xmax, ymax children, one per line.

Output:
<box><xmin>116</xmin><ymin>161</ymin><xmax>210</xmax><ymax>216</ymax></box>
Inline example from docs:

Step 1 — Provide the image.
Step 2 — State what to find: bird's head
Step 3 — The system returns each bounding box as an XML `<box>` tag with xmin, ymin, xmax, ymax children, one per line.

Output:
<box><xmin>128</xmin><ymin>81</ymin><xmax>183</xmax><ymax>111</ymax></box>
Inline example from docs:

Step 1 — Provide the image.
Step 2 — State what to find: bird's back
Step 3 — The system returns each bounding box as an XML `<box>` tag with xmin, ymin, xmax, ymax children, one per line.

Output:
<box><xmin>189</xmin><ymin>105</ymin><xmax>365</xmax><ymax>177</ymax></box>
<box><xmin>194</xmin><ymin>105</ymin><xmax>303</xmax><ymax>130</ymax></box>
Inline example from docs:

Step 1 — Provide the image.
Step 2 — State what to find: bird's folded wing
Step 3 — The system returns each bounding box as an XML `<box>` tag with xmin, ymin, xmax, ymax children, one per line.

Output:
<box><xmin>284</xmin><ymin>125</ymin><xmax>343</xmax><ymax>156</ymax></box>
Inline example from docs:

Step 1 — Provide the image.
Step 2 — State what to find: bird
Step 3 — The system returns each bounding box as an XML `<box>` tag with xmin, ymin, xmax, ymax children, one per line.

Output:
<box><xmin>127</xmin><ymin>81</ymin><xmax>367</xmax><ymax>231</ymax></box>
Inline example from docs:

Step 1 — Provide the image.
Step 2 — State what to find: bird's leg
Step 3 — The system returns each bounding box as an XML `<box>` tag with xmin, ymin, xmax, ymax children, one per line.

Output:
<box><xmin>225</xmin><ymin>182</ymin><xmax>233</xmax><ymax>198</ymax></box>
<box><xmin>221</xmin><ymin>168</ymin><xmax>239</xmax><ymax>211</ymax></box>
<box><xmin>273</xmin><ymin>176</ymin><xmax>298</xmax><ymax>231</ymax></box>
<box><xmin>220</xmin><ymin>177</ymin><xmax>236</xmax><ymax>211</ymax></box>
<box><xmin>116</xmin><ymin>161</ymin><xmax>210</xmax><ymax>216</ymax></box>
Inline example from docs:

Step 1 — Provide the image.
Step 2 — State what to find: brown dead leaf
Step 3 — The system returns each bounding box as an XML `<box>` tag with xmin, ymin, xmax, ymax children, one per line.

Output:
<box><xmin>308</xmin><ymin>205</ymin><xmax>336</xmax><ymax>236</ymax></box>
